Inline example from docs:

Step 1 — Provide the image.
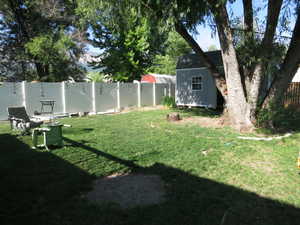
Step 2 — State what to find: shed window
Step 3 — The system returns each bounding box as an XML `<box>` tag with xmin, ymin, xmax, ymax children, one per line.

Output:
<box><xmin>192</xmin><ymin>76</ymin><xmax>202</xmax><ymax>90</ymax></box>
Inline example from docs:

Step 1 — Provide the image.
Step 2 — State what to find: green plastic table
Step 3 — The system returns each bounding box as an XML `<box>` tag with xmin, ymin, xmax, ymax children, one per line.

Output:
<box><xmin>32</xmin><ymin>124</ymin><xmax>63</xmax><ymax>150</ymax></box>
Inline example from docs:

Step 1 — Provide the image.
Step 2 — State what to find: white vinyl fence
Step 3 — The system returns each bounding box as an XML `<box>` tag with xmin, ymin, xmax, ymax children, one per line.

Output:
<box><xmin>0</xmin><ymin>82</ymin><xmax>175</xmax><ymax>120</ymax></box>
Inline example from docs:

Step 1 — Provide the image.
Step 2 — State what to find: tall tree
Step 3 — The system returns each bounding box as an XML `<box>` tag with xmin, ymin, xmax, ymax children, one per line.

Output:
<box><xmin>0</xmin><ymin>0</ymin><xmax>85</xmax><ymax>81</ymax></box>
<box><xmin>93</xmin><ymin>0</ymin><xmax>300</xmax><ymax>130</ymax></box>
<box><xmin>77</xmin><ymin>1</ymin><xmax>168</xmax><ymax>82</ymax></box>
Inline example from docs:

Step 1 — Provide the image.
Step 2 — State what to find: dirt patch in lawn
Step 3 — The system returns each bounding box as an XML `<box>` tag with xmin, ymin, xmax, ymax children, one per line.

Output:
<box><xmin>175</xmin><ymin>114</ymin><xmax>231</xmax><ymax>129</ymax></box>
<box><xmin>86</xmin><ymin>174</ymin><xmax>166</xmax><ymax>209</ymax></box>
<box><xmin>120</xmin><ymin>106</ymin><xmax>166</xmax><ymax>114</ymax></box>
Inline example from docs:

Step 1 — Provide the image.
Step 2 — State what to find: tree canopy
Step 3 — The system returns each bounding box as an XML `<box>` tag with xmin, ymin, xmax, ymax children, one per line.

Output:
<box><xmin>148</xmin><ymin>31</ymin><xmax>192</xmax><ymax>75</ymax></box>
<box><xmin>0</xmin><ymin>0</ymin><xmax>85</xmax><ymax>81</ymax></box>
<box><xmin>77</xmin><ymin>1</ymin><xmax>168</xmax><ymax>82</ymax></box>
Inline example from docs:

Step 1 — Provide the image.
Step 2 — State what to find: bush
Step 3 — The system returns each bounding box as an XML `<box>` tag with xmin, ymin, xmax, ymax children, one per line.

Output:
<box><xmin>257</xmin><ymin>104</ymin><xmax>300</xmax><ymax>131</ymax></box>
<box><xmin>161</xmin><ymin>96</ymin><xmax>176</xmax><ymax>108</ymax></box>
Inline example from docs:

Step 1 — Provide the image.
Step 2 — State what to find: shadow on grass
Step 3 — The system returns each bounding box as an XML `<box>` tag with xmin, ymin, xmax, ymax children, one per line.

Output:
<box><xmin>0</xmin><ymin>134</ymin><xmax>94</xmax><ymax>225</ymax></box>
<box><xmin>1</xmin><ymin>134</ymin><xmax>300</xmax><ymax>225</ymax></box>
<box><xmin>173</xmin><ymin>107</ymin><xmax>222</xmax><ymax>118</ymax></box>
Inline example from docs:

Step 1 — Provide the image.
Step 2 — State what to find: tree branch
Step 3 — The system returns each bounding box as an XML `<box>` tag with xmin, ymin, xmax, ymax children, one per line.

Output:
<box><xmin>248</xmin><ymin>0</ymin><xmax>283</xmax><ymax>113</ymax></box>
<box><xmin>174</xmin><ymin>21</ymin><xmax>227</xmax><ymax>99</ymax></box>
<box><xmin>243</xmin><ymin>0</ymin><xmax>253</xmax><ymax>38</ymax></box>
<box><xmin>261</xmin><ymin>0</ymin><xmax>283</xmax><ymax>48</ymax></box>
<box><xmin>262</xmin><ymin>8</ymin><xmax>300</xmax><ymax>108</ymax></box>
<box><xmin>7</xmin><ymin>0</ymin><xmax>29</xmax><ymax>40</ymax></box>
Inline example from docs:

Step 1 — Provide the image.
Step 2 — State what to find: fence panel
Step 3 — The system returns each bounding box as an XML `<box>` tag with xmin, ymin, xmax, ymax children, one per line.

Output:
<box><xmin>155</xmin><ymin>83</ymin><xmax>169</xmax><ymax>105</ymax></box>
<box><xmin>95</xmin><ymin>83</ymin><xmax>118</xmax><ymax>112</ymax></box>
<box><xmin>0</xmin><ymin>83</ymin><xmax>23</xmax><ymax>120</ymax></box>
<box><xmin>26</xmin><ymin>82</ymin><xmax>63</xmax><ymax>116</ymax></box>
<box><xmin>0</xmin><ymin>81</ymin><xmax>176</xmax><ymax>120</ymax></box>
<box><xmin>120</xmin><ymin>83</ymin><xmax>138</xmax><ymax>108</ymax></box>
<box><xmin>141</xmin><ymin>83</ymin><xmax>153</xmax><ymax>106</ymax></box>
<box><xmin>284</xmin><ymin>82</ymin><xmax>300</xmax><ymax>106</ymax></box>
<box><xmin>65</xmin><ymin>82</ymin><xmax>93</xmax><ymax>113</ymax></box>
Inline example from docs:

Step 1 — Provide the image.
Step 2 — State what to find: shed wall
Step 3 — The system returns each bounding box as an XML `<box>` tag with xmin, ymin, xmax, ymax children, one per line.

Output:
<box><xmin>176</xmin><ymin>68</ymin><xmax>217</xmax><ymax>108</ymax></box>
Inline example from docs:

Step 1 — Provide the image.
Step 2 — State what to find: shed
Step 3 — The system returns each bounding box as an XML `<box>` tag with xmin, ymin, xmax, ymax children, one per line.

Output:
<box><xmin>292</xmin><ymin>67</ymin><xmax>300</xmax><ymax>82</ymax></box>
<box><xmin>176</xmin><ymin>50</ymin><xmax>223</xmax><ymax>108</ymax></box>
<box><xmin>141</xmin><ymin>74</ymin><xmax>176</xmax><ymax>84</ymax></box>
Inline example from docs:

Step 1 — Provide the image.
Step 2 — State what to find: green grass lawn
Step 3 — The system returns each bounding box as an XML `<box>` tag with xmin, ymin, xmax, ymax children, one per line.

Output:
<box><xmin>1</xmin><ymin>109</ymin><xmax>300</xmax><ymax>225</ymax></box>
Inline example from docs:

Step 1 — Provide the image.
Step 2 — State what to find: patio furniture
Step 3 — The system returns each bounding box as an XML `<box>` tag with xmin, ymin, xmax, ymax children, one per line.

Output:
<box><xmin>32</xmin><ymin>123</ymin><xmax>71</xmax><ymax>150</ymax></box>
<box><xmin>8</xmin><ymin>106</ymin><xmax>43</xmax><ymax>134</ymax></box>
<box><xmin>40</xmin><ymin>100</ymin><xmax>55</xmax><ymax>114</ymax></box>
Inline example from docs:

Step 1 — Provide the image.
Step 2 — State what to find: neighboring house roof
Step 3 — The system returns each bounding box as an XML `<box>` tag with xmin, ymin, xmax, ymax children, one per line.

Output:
<box><xmin>292</xmin><ymin>67</ymin><xmax>300</xmax><ymax>82</ymax></box>
<box><xmin>141</xmin><ymin>74</ymin><xmax>176</xmax><ymax>84</ymax></box>
<box><xmin>176</xmin><ymin>50</ymin><xmax>223</xmax><ymax>69</ymax></box>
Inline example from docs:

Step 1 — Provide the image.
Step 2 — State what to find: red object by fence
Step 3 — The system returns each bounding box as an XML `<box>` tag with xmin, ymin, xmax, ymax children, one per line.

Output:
<box><xmin>141</xmin><ymin>74</ymin><xmax>156</xmax><ymax>83</ymax></box>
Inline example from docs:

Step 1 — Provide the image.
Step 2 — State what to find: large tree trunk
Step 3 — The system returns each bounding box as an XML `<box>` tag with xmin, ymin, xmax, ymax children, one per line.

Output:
<box><xmin>211</xmin><ymin>3</ymin><xmax>254</xmax><ymax>130</ymax></box>
<box><xmin>247</xmin><ymin>0</ymin><xmax>283</xmax><ymax>122</ymax></box>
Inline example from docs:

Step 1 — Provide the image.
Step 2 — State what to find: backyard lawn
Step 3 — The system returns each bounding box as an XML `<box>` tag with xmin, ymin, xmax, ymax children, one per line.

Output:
<box><xmin>1</xmin><ymin>108</ymin><xmax>300</xmax><ymax>225</ymax></box>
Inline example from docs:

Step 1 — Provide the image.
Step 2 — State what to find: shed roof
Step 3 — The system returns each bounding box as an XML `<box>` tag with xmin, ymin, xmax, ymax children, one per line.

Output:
<box><xmin>141</xmin><ymin>74</ymin><xmax>176</xmax><ymax>84</ymax></box>
<box><xmin>176</xmin><ymin>50</ymin><xmax>223</xmax><ymax>69</ymax></box>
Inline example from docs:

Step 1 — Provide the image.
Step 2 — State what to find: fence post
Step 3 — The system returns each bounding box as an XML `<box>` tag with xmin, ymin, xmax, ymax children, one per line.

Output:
<box><xmin>22</xmin><ymin>81</ymin><xmax>27</xmax><ymax>109</ymax></box>
<box><xmin>137</xmin><ymin>81</ymin><xmax>141</xmax><ymax>107</ymax></box>
<box><xmin>153</xmin><ymin>82</ymin><xmax>156</xmax><ymax>106</ymax></box>
<box><xmin>61</xmin><ymin>81</ymin><xmax>66</xmax><ymax>114</ymax></box>
<box><xmin>117</xmin><ymin>82</ymin><xmax>121</xmax><ymax>111</ymax></box>
<box><xmin>92</xmin><ymin>82</ymin><xmax>96</xmax><ymax>114</ymax></box>
<box><xmin>168</xmin><ymin>83</ymin><xmax>171</xmax><ymax>97</ymax></box>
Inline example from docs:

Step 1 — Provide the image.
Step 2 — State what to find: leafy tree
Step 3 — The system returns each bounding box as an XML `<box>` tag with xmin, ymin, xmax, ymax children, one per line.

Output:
<box><xmin>86</xmin><ymin>71</ymin><xmax>104</xmax><ymax>82</ymax></box>
<box><xmin>148</xmin><ymin>31</ymin><xmax>192</xmax><ymax>75</ymax></box>
<box><xmin>25</xmin><ymin>32</ymin><xmax>84</xmax><ymax>81</ymax></box>
<box><xmin>94</xmin><ymin>0</ymin><xmax>300</xmax><ymax>130</ymax></box>
<box><xmin>76</xmin><ymin>1</ymin><xmax>167</xmax><ymax>82</ymax></box>
<box><xmin>0</xmin><ymin>0</ymin><xmax>85</xmax><ymax>81</ymax></box>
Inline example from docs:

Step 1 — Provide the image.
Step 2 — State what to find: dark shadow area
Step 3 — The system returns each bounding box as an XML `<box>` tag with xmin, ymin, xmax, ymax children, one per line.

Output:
<box><xmin>0</xmin><ymin>134</ymin><xmax>93</xmax><ymax>225</ymax></box>
<box><xmin>62</xmin><ymin>128</ymin><xmax>94</xmax><ymax>136</ymax></box>
<box><xmin>1</xmin><ymin>134</ymin><xmax>300</xmax><ymax>225</ymax></box>
<box><xmin>174</xmin><ymin>106</ymin><xmax>222</xmax><ymax>117</ymax></box>
<box><xmin>81</xmin><ymin>128</ymin><xmax>94</xmax><ymax>132</ymax></box>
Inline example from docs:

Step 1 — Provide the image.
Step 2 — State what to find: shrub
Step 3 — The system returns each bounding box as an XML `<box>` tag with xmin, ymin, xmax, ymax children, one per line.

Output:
<box><xmin>257</xmin><ymin>104</ymin><xmax>300</xmax><ymax>131</ymax></box>
<box><xmin>161</xmin><ymin>96</ymin><xmax>176</xmax><ymax>108</ymax></box>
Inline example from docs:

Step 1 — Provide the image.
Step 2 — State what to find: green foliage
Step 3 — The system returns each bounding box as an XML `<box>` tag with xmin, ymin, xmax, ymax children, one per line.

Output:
<box><xmin>257</xmin><ymin>104</ymin><xmax>300</xmax><ymax>131</ymax></box>
<box><xmin>25</xmin><ymin>32</ymin><xmax>85</xmax><ymax>82</ymax></box>
<box><xmin>161</xmin><ymin>96</ymin><xmax>176</xmax><ymax>108</ymax></box>
<box><xmin>77</xmin><ymin>2</ymin><xmax>167</xmax><ymax>82</ymax></box>
<box><xmin>86</xmin><ymin>71</ymin><xmax>104</xmax><ymax>82</ymax></box>
<box><xmin>148</xmin><ymin>31</ymin><xmax>192</xmax><ymax>75</ymax></box>
<box><xmin>0</xmin><ymin>0</ymin><xmax>85</xmax><ymax>81</ymax></box>
<box><xmin>149</xmin><ymin>55</ymin><xmax>176</xmax><ymax>75</ymax></box>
